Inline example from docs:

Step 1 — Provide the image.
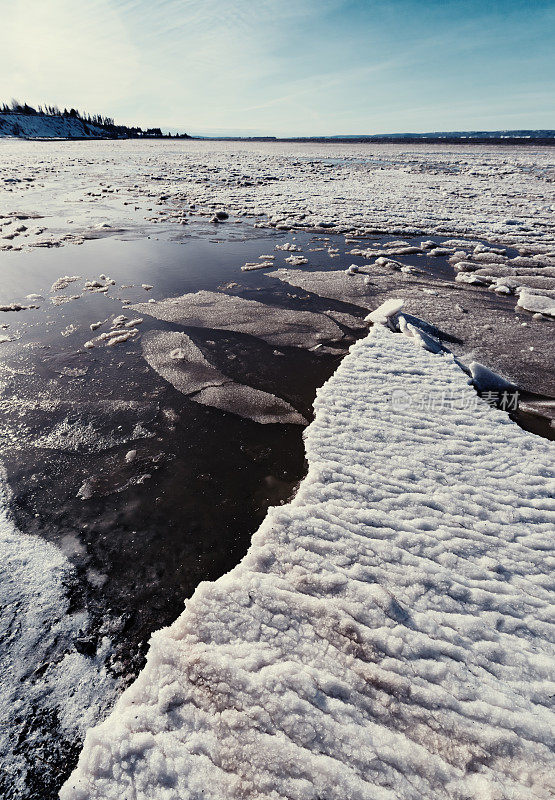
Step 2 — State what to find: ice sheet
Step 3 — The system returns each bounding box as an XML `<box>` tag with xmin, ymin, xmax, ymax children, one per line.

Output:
<box><xmin>132</xmin><ymin>290</ymin><xmax>347</xmax><ymax>350</ymax></box>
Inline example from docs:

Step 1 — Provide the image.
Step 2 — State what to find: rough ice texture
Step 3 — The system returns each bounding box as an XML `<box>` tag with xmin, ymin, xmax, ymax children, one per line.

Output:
<box><xmin>132</xmin><ymin>290</ymin><xmax>347</xmax><ymax>349</ymax></box>
<box><xmin>3</xmin><ymin>141</ymin><xmax>554</xmax><ymax>256</ymax></box>
<box><xmin>62</xmin><ymin>325</ymin><xmax>554</xmax><ymax>800</ymax></box>
<box><xmin>142</xmin><ymin>330</ymin><xmax>307</xmax><ymax>425</ymax></box>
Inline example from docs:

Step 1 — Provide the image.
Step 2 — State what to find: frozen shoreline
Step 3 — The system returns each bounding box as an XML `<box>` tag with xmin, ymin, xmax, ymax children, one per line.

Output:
<box><xmin>61</xmin><ymin>323</ymin><xmax>554</xmax><ymax>800</ymax></box>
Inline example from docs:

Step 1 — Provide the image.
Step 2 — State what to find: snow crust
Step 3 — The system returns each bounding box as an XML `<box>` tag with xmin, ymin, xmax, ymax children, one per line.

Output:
<box><xmin>62</xmin><ymin>325</ymin><xmax>554</xmax><ymax>800</ymax></box>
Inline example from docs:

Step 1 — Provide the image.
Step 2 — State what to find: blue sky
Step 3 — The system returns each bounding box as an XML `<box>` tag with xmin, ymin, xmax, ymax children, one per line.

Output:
<box><xmin>1</xmin><ymin>0</ymin><xmax>553</xmax><ymax>135</ymax></box>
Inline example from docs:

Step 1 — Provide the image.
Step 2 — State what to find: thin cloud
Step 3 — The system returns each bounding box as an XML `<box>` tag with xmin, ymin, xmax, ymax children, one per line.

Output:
<box><xmin>1</xmin><ymin>0</ymin><xmax>553</xmax><ymax>133</ymax></box>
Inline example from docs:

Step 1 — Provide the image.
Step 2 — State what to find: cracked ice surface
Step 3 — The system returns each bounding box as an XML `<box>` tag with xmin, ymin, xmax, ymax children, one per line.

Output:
<box><xmin>62</xmin><ymin>325</ymin><xmax>554</xmax><ymax>800</ymax></box>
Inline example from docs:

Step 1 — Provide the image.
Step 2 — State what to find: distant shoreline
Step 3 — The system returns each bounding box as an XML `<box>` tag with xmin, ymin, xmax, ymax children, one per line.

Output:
<box><xmin>193</xmin><ymin>135</ymin><xmax>555</xmax><ymax>146</ymax></box>
<box><xmin>5</xmin><ymin>135</ymin><xmax>555</xmax><ymax>146</ymax></box>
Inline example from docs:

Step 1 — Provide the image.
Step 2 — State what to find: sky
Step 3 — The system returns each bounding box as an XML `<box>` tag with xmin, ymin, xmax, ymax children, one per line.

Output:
<box><xmin>1</xmin><ymin>0</ymin><xmax>554</xmax><ymax>136</ymax></box>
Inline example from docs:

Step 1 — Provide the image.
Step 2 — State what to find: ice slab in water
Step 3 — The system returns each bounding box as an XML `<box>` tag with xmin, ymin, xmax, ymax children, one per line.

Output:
<box><xmin>142</xmin><ymin>330</ymin><xmax>307</xmax><ymax>425</ymax></box>
<box><xmin>133</xmin><ymin>290</ymin><xmax>346</xmax><ymax>350</ymax></box>
<box><xmin>517</xmin><ymin>292</ymin><xmax>555</xmax><ymax>317</ymax></box>
<box><xmin>269</xmin><ymin>268</ymin><xmax>374</xmax><ymax>306</ymax></box>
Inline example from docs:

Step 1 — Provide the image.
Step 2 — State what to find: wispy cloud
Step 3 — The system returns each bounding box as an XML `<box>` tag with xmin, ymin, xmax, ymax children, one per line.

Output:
<box><xmin>1</xmin><ymin>0</ymin><xmax>553</xmax><ymax>134</ymax></box>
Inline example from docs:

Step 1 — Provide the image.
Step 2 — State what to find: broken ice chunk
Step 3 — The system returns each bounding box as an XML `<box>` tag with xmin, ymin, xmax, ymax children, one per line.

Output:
<box><xmin>142</xmin><ymin>330</ymin><xmax>308</xmax><ymax>425</ymax></box>
<box><xmin>517</xmin><ymin>292</ymin><xmax>555</xmax><ymax>317</ymax></box>
<box><xmin>469</xmin><ymin>362</ymin><xmax>516</xmax><ymax>392</ymax></box>
<box><xmin>132</xmin><ymin>290</ymin><xmax>345</xmax><ymax>350</ymax></box>
<box><xmin>192</xmin><ymin>383</ymin><xmax>308</xmax><ymax>425</ymax></box>
<box><xmin>364</xmin><ymin>299</ymin><xmax>404</xmax><ymax>325</ymax></box>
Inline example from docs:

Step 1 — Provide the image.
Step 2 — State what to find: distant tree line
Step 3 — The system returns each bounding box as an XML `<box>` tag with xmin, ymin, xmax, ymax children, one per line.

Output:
<box><xmin>1</xmin><ymin>99</ymin><xmax>190</xmax><ymax>139</ymax></box>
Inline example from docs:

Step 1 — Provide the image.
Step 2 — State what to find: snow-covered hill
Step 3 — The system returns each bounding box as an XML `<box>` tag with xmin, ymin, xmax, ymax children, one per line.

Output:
<box><xmin>0</xmin><ymin>113</ymin><xmax>110</xmax><ymax>139</ymax></box>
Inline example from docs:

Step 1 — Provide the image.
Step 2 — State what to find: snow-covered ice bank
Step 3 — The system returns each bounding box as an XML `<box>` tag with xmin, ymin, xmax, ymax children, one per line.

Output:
<box><xmin>62</xmin><ymin>324</ymin><xmax>554</xmax><ymax>800</ymax></box>
<box><xmin>0</xmin><ymin>472</ymin><xmax>118</xmax><ymax>796</ymax></box>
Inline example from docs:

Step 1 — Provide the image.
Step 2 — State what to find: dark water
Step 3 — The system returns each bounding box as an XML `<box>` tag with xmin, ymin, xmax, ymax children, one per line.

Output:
<box><xmin>0</xmin><ymin>223</ymin><xmax>552</xmax><ymax>798</ymax></box>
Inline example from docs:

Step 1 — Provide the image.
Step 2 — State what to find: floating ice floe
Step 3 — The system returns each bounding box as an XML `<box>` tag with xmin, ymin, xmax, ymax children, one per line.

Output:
<box><xmin>275</xmin><ymin>242</ymin><xmax>301</xmax><ymax>251</ymax></box>
<box><xmin>240</xmin><ymin>261</ymin><xmax>274</xmax><ymax>271</ymax></box>
<box><xmin>61</xmin><ymin>324</ymin><xmax>555</xmax><ymax>800</ymax></box>
<box><xmin>284</xmin><ymin>255</ymin><xmax>308</xmax><ymax>266</ymax></box>
<box><xmin>0</xmin><ymin>302</ymin><xmax>35</xmax><ymax>312</ymax></box>
<box><xmin>455</xmin><ymin>272</ymin><xmax>489</xmax><ymax>285</ymax></box>
<box><xmin>51</xmin><ymin>275</ymin><xmax>80</xmax><ymax>293</ymax></box>
<box><xmin>105</xmin><ymin>332</ymin><xmax>137</xmax><ymax>346</ymax></box>
<box><xmin>427</xmin><ymin>247</ymin><xmax>452</xmax><ymax>257</ymax></box>
<box><xmin>131</xmin><ymin>290</ymin><xmax>348</xmax><ymax>350</ymax></box>
<box><xmin>517</xmin><ymin>292</ymin><xmax>555</xmax><ymax>318</ymax></box>
<box><xmin>142</xmin><ymin>330</ymin><xmax>307</xmax><ymax>425</ymax></box>
<box><xmin>268</xmin><ymin>269</ymin><xmax>373</xmax><ymax>310</ymax></box>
